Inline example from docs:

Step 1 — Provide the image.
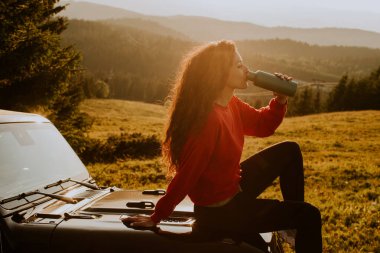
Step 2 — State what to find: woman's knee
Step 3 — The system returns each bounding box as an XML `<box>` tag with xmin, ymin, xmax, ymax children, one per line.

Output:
<box><xmin>301</xmin><ymin>203</ymin><xmax>322</xmax><ymax>228</ymax></box>
<box><xmin>279</xmin><ymin>141</ymin><xmax>303</xmax><ymax>165</ymax></box>
<box><xmin>280</xmin><ymin>141</ymin><xmax>301</xmax><ymax>155</ymax></box>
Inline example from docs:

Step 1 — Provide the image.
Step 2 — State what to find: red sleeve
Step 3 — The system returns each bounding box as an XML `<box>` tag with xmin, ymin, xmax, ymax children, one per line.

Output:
<box><xmin>150</xmin><ymin>113</ymin><xmax>219</xmax><ymax>223</ymax></box>
<box><xmin>234</xmin><ymin>96</ymin><xmax>287</xmax><ymax>137</ymax></box>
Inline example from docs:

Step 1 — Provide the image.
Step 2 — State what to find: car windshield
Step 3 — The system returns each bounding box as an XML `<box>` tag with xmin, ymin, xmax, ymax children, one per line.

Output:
<box><xmin>0</xmin><ymin>122</ymin><xmax>88</xmax><ymax>199</ymax></box>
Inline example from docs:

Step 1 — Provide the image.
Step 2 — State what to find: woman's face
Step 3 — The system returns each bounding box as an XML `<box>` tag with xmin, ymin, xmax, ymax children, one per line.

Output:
<box><xmin>225</xmin><ymin>50</ymin><xmax>248</xmax><ymax>90</ymax></box>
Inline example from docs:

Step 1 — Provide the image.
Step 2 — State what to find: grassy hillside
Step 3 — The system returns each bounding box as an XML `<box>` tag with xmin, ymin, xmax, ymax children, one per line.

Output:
<box><xmin>80</xmin><ymin>98</ymin><xmax>379</xmax><ymax>252</ymax></box>
<box><xmin>80</xmin><ymin>99</ymin><xmax>167</xmax><ymax>139</ymax></box>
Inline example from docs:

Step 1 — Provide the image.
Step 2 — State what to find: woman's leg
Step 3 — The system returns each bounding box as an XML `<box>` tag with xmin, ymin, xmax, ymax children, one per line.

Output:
<box><xmin>195</xmin><ymin>141</ymin><xmax>321</xmax><ymax>252</ymax></box>
<box><xmin>237</xmin><ymin>196</ymin><xmax>322</xmax><ymax>253</ymax></box>
<box><xmin>193</xmin><ymin>198</ymin><xmax>270</xmax><ymax>252</ymax></box>
<box><xmin>194</xmin><ymin>196</ymin><xmax>322</xmax><ymax>253</ymax></box>
<box><xmin>239</xmin><ymin>141</ymin><xmax>322</xmax><ymax>252</ymax></box>
<box><xmin>240</xmin><ymin>141</ymin><xmax>304</xmax><ymax>201</ymax></box>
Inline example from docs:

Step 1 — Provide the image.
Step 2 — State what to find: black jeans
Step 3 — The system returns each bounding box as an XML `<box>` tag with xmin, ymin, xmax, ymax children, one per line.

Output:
<box><xmin>193</xmin><ymin>141</ymin><xmax>322</xmax><ymax>253</ymax></box>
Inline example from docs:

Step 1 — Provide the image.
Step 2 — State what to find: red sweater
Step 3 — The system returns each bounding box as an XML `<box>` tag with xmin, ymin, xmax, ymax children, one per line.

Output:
<box><xmin>150</xmin><ymin>96</ymin><xmax>287</xmax><ymax>223</ymax></box>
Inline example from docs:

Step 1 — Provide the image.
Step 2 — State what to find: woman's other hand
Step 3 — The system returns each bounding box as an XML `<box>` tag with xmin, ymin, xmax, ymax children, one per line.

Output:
<box><xmin>120</xmin><ymin>214</ymin><xmax>157</xmax><ymax>228</ymax></box>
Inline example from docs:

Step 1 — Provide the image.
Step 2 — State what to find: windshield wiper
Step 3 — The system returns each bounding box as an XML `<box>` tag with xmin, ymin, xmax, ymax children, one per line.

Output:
<box><xmin>44</xmin><ymin>178</ymin><xmax>100</xmax><ymax>190</ymax></box>
<box><xmin>0</xmin><ymin>190</ymin><xmax>77</xmax><ymax>205</ymax></box>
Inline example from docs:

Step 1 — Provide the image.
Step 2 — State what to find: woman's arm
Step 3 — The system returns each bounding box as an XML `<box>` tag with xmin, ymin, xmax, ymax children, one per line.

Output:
<box><xmin>122</xmin><ymin>113</ymin><xmax>220</xmax><ymax>227</ymax></box>
<box><xmin>235</xmin><ymin>95</ymin><xmax>287</xmax><ymax>137</ymax></box>
<box><xmin>150</xmin><ymin>115</ymin><xmax>220</xmax><ymax>223</ymax></box>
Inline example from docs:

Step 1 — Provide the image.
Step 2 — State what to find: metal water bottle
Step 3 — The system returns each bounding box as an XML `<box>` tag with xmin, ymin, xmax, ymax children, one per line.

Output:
<box><xmin>247</xmin><ymin>70</ymin><xmax>298</xmax><ymax>97</ymax></box>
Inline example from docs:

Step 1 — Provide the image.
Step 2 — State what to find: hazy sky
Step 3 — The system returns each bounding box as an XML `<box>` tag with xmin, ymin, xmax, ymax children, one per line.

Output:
<box><xmin>76</xmin><ymin>0</ymin><xmax>380</xmax><ymax>32</ymax></box>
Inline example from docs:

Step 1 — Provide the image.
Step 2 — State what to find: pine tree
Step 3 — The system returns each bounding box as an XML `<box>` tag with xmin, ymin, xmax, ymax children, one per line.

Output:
<box><xmin>326</xmin><ymin>67</ymin><xmax>380</xmax><ymax>112</ymax></box>
<box><xmin>0</xmin><ymin>0</ymin><xmax>94</xmax><ymax>156</ymax></box>
<box><xmin>297</xmin><ymin>87</ymin><xmax>313</xmax><ymax>115</ymax></box>
<box><xmin>367</xmin><ymin>66</ymin><xmax>380</xmax><ymax>109</ymax></box>
<box><xmin>342</xmin><ymin>79</ymin><xmax>356</xmax><ymax>110</ymax></box>
<box><xmin>313</xmin><ymin>88</ymin><xmax>321</xmax><ymax>113</ymax></box>
<box><xmin>327</xmin><ymin>75</ymin><xmax>348</xmax><ymax>111</ymax></box>
<box><xmin>0</xmin><ymin>0</ymin><xmax>81</xmax><ymax>110</ymax></box>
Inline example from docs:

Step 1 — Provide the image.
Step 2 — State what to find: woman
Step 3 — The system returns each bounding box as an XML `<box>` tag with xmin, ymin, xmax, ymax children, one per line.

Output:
<box><xmin>122</xmin><ymin>40</ymin><xmax>322</xmax><ymax>253</ymax></box>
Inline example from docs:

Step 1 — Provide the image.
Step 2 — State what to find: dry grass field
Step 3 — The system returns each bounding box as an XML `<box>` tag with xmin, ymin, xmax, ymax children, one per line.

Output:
<box><xmin>81</xmin><ymin>98</ymin><xmax>380</xmax><ymax>253</ymax></box>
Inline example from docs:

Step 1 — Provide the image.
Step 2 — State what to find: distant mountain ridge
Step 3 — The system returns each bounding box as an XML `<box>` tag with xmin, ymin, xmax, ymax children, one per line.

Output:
<box><xmin>148</xmin><ymin>15</ymin><xmax>380</xmax><ymax>48</ymax></box>
<box><xmin>62</xmin><ymin>1</ymin><xmax>144</xmax><ymax>20</ymax></box>
<box><xmin>61</xmin><ymin>18</ymin><xmax>380</xmax><ymax>104</ymax></box>
<box><xmin>104</xmin><ymin>18</ymin><xmax>190</xmax><ymax>41</ymax></box>
<box><xmin>61</xmin><ymin>1</ymin><xmax>380</xmax><ymax>49</ymax></box>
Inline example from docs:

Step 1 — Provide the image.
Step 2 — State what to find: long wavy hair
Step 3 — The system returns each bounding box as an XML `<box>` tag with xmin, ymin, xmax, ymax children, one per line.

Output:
<box><xmin>162</xmin><ymin>40</ymin><xmax>237</xmax><ymax>175</ymax></box>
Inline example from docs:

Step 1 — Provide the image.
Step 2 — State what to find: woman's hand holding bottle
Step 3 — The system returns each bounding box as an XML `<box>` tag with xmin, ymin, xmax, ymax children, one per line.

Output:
<box><xmin>273</xmin><ymin>72</ymin><xmax>292</xmax><ymax>104</ymax></box>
